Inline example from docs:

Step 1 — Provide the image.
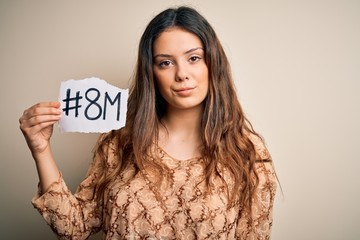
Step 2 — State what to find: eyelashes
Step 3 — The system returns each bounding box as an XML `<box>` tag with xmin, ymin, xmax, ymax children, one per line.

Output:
<box><xmin>158</xmin><ymin>60</ymin><xmax>173</xmax><ymax>68</ymax></box>
<box><xmin>189</xmin><ymin>56</ymin><xmax>201</xmax><ymax>62</ymax></box>
<box><xmin>157</xmin><ymin>55</ymin><xmax>203</xmax><ymax>69</ymax></box>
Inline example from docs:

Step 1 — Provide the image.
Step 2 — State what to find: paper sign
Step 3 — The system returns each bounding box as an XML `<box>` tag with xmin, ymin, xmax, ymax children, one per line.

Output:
<box><xmin>58</xmin><ymin>77</ymin><xmax>128</xmax><ymax>133</ymax></box>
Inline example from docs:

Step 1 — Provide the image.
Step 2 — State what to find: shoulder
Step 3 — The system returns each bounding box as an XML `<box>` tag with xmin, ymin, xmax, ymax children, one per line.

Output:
<box><xmin>247</xmin><ymin>132</ymin><xmax>271</xmax><ymax>161</ymax></box>
<box><xmin>247</xmin><ymin>133</ymin><xmax>277</xmax><ymax>190</ymax></box>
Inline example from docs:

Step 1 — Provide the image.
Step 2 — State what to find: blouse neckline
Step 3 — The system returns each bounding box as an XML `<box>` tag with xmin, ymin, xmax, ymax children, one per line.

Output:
<box><xmin>156</xmin><ymin>145</ymin><xmax>202</xmax><ymax>163</ymax></box>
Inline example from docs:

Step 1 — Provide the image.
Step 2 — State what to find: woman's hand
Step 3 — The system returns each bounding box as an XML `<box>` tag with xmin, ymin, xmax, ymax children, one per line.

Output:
<box><xmin>19</xmin><ymin>102</ymin><xmax>62</xmax><ymax>156</ymax></box>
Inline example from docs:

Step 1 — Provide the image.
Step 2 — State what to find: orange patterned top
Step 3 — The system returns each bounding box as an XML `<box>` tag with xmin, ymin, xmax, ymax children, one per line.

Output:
<box><xmin>32</xmin><ymin>135</ymin><xmax>277</xmax><ymax>240</ymax></box>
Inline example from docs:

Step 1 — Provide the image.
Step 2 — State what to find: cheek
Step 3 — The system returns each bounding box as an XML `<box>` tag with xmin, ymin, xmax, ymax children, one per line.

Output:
<box><xmin>153</xmin><ymin>70</ymin><xmax>163</xmax><ymax>87</ymax></box>
<box><xmin>154</xmin><ymin>72</ymin><xmax>172</xmax><ymax>96</ymax></box>
<box><xmin>203</xmin><ymin>80</ymin><xmax>209</xmax><ymax>98</ymax></box>
<box><xmin>202</xmin><ymin>69</ymin><xmax>210</xmax><ymax>97</ymax></box>
<box><xmin>158</xmin><ymin>69</ymin><xmax>176</xmax><ymax>87</ymax></box>
<box><xmin>198</xmin><ymin>66</ymin><xmax>209</xmax><ymax>88</ymax></box>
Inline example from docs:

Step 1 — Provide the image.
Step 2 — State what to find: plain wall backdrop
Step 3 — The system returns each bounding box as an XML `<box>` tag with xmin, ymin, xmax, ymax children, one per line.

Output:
<box><xmin>1</xmin><ymin>0</ymin><xmax>359</xmax><ymax>239</ymax></box>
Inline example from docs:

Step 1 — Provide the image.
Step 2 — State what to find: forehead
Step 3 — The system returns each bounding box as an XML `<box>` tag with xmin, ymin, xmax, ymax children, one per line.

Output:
<box><xmin>153</xmin><ymin>28</ymin><xmax>203</xmax><ymax>54</ymax></box>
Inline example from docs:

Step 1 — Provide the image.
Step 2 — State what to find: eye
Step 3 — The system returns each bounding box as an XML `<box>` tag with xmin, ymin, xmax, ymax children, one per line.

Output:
<box><xmin>189</xmin><ymin>56</ymin><xmax>201</xmax><ymax>63</ymax></box>
<box><xmin>158</xmin><ymin>60</ymin><xmax>173</xmax><ymax>68</ymax></box>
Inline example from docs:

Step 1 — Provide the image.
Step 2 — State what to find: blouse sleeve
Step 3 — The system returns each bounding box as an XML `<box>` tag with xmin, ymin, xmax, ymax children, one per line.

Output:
<box><xmin>237</xmin><ymin>134</ymin><xmax>278</xmax><ymax>240</ymax></box>
<box><xmin>31</xmin><ymin>134</ymin><xmax>118</xmax><ymax>239</ymax></box>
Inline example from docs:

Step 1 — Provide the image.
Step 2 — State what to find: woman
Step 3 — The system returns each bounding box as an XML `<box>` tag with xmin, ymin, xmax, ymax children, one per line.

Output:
<box><xmin>19</xmin><ymin>6</ymin><xmax>277</xmax><ymax>239</ymax></box>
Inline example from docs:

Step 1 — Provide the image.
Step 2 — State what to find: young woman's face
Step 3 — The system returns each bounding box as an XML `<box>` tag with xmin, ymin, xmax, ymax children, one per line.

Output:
<box><xmin>153</xmin><ymin>28</ymin><xmax>209</xmax><ymax>112</ymax></box>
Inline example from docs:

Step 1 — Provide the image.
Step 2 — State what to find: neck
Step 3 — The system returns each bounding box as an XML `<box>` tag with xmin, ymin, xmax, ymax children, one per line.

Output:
<box><xmin>158</xmin><ymin>106</ymin><xmax>203</xmax><ymax>151</ymax></box>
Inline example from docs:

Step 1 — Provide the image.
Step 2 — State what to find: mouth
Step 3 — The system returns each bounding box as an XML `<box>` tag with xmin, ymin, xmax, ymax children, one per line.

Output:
<box><xmin>174</xmin><ymin>87</ymin><xmax>195</xmax><ymax>92</ymax></box>
<box><xmin>173</xmin><ymin>87</ymin><xmax>196</xmax><ymax>96</ymax></box>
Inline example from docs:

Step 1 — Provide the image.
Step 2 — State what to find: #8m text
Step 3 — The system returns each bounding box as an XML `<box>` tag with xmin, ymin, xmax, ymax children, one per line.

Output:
<box><xmin>62</xmin><ymin>88</ymin><xmax>121</xmax><ymax>121</ymax></box>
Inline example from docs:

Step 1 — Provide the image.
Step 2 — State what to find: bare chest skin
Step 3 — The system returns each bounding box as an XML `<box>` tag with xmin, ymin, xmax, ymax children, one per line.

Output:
<box><xmin>158</xmin><ymin>124</ymin><xmax>202</xmax><ymax>161</ymax></box>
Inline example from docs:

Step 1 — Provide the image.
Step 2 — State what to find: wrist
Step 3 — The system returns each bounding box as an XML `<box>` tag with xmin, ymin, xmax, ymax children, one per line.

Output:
<box><xmin>32</xmin><ymin>144</ymin><xmax>52</xmax><ymax>162</ymax></box>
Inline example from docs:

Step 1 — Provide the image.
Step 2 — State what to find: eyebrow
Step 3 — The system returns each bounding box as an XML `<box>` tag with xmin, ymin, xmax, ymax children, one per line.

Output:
<box><xmin>153</xmin><ymin>47</ymin><xmax>204</xmax><ymax>59</ymax></box>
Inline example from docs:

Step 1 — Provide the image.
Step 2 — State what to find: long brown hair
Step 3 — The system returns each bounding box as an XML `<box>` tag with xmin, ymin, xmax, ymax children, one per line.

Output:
<box><xmin>95</xmin><ymin>6</ymin><xmax>268</xmax><ymax>212</ymax></box>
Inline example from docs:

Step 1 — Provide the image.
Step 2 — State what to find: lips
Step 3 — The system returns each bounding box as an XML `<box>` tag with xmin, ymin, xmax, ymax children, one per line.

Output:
<box><xmin>173</xmin><ymin>87</ymin><xmax>196</xmax><ymax>96</ymax></box>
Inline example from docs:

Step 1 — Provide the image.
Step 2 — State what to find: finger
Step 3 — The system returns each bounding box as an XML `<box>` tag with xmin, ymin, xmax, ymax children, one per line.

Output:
<box><xmin>32</xmin><ymin>101</ymin><xmax>61</xmax><ymax>109</ymax></box>
<box><xmin>21</xmin><ymin>120</ymin><xmax>57</xmax><ymax>137</ymax></box>
<box><xmin>24</xmin><ymin>102</ymin><xmax>61</xmax><ymax>114</ymax></box>
<box><xmin>20</xmin><ymin>109</ymin><xmax>61</xmax><ymax>125</ymax></box>
<box><xmin>39</xmin><ymin>101</ymin><xmax>61</xmax><ymax>108</ymax></box>
<box><xmin>21</xmin><ymin>103</ymin><xmax>62</xmax><ymax>121</ymax></box>
<box><xmin>20</xmin><ymin>114</ymin><xmax>61</xmax><ymax>129</ymax></box>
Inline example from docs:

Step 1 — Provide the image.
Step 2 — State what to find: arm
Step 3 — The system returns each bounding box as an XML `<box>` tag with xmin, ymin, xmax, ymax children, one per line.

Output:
<box><xmin>237</xmin><ymin>134</ymin><xmax>278</xmax><ymax>240</ymax></box>
<box><xmin>19</xmin><ymin>102</ymin><xmax>108</xmax><ymax>239</ymax></box>
<box><xmin>31</xmin><ymin>148</ymin><xmax>106</xmax><ymax>239</ymax></box>
<box><xmin>236</xmin><ymin>161</ymin><xmax>277</xmax><ymax>240</ymax></box>
<box><xmin>19</xmin><ymin>102</ymin><xmax>62</xmax><ymax>192</ymax></box>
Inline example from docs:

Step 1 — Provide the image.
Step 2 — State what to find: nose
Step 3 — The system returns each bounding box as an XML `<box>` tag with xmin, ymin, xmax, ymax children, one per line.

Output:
<box><xmin>175</xmin><ymin>62</ymin><xmax>189</xmax><ymax>82</ymax></box>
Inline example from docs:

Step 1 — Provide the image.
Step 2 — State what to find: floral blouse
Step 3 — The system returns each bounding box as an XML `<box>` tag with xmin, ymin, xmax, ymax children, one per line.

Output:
<box><xmin>32</xmin><ymin>134</ymin><xmax>277</xmax><ymax>240</ymax></box>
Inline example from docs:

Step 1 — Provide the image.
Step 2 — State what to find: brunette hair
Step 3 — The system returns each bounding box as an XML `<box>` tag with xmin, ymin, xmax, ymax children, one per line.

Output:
<box><xmin>95</xmin><ymin>6</ymin><xmax>269</xmax><ymax>212</ymax></box>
